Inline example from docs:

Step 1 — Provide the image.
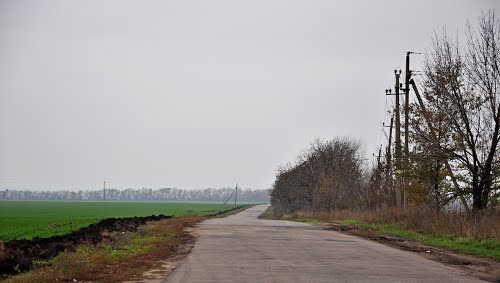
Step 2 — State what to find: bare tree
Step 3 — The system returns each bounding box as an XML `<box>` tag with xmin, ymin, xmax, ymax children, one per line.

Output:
<box><xmin>414</xmin><ymin>11</ymin><xmax>500</xmax><ymax>210</ymax></box>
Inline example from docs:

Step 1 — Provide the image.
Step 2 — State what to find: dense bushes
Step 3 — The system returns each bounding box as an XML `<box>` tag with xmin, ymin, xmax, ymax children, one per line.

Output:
<box><xmin>270</xmin><ymin>138</ymin><xmax>367</xmax><ymax>215</ymax></box>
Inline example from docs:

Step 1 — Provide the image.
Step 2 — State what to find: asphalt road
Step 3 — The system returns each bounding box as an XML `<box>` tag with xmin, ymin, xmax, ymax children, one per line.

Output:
<box><xmin>164</xmin><ymin>205</ymin><xmax>483</xmax><ymax>283</ymax></box>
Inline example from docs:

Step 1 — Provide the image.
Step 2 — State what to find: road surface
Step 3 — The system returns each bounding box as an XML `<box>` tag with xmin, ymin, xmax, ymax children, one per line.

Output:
<box><xmin>165</xmin><ymin>205</ymin><xmax>482</xmax><ymax>282</ymax></box>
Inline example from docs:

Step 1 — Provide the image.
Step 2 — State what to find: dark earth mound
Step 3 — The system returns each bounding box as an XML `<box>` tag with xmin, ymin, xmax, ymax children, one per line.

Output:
<box><xmin>0</xmin><ymin>214</ymin><xmax>172</xmax><ymax>278</ymax></box>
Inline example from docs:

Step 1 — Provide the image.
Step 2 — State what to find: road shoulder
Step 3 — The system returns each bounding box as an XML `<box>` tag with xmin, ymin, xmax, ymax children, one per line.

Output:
<box><xmin>313</xmin><ymin>222</ymin><xmax>500</xmax><ymax>282</ymax></box>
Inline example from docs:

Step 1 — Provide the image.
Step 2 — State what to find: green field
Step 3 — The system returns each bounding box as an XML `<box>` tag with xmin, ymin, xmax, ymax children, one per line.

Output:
<box><xmin>0</xmin><ymin>201</ymin><xmax>241</xmax><ymax>241</ymax></box>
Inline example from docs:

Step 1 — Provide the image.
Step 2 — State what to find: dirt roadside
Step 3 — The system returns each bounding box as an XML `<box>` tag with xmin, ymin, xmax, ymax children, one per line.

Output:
<box><xmin>122</xmin><ymin>226</ymin><xmax>199</xmax><ymax>283</ymax></box>
<box><xmin>0</xmin><ymin>215</ymin><xmax>173</xmax><ymax>278</ymax></box>
<box><xmin>317</xmin><ymin>222</ymin><xmax>500</xmax><ymax>282</ymax></box>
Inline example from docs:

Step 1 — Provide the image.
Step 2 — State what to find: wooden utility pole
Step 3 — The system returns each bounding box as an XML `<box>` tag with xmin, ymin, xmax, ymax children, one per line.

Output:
<box><xmin>103</xmin><ymin>181</ymin><xmax>106</xmax><ymax>201</ymax></box>
<box><xmin>392</xmin><ymin>70</ymin><xmax>403</xmax><ymax>207</ymax></box>
<box><xmin>386</xmin><ymin>115</ymin><xmax>394</xmax><ymax>169</ymax></box>
<box><xmin>403</xmin><ymin>52</ymin><xmax>412</xmax><ymax>208</ymax></box>
<box><xmin>384</xmin><ymin>114</ymin><xmax>394</xmax><ymax>208</ymax></box>
<box><xmin>385</xmin><ymin>71</ymin><xmax>403</xmax><ymax>207</ymax></box>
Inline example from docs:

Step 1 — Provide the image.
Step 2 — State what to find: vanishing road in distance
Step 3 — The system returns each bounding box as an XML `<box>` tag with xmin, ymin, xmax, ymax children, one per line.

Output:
<box><xmin>165</xmin><ymin>205</ymin><xmax>482</xmax><ymax>283</ymax></box>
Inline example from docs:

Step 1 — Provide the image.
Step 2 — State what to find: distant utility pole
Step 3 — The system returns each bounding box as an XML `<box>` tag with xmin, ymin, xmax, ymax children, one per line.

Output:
<box><xmin>103</xmin><ymin>181</ymin><xmax>106</xmax><ymax>201</ymax></box>
<box><xmin>223</xmin><ymin>184</ymin><xmax>239</xmax><ymax>206</ymax></box>
<box><xmin>234</xmin><ymin>185</ymin><xmax>238</xmax><ymax>205</ymax></box>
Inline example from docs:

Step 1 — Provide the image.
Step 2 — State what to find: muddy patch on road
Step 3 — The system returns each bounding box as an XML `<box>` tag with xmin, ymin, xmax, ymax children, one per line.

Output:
<box><xmin>0</xmin><ymin>215</ymin><xmax>172</xmax><ymax>278</ymax></box>
<box><xmin>322</xmin><ymin>223</ymin><xmax>500</xmax><ymax>282</ymax></box>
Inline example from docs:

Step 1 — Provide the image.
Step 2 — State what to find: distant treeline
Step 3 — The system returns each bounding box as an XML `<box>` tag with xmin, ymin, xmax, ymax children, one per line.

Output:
<box><xmin>0</xmin><ymin>187</ymin><xmax>270</xmax><ymax>202</ymax></box>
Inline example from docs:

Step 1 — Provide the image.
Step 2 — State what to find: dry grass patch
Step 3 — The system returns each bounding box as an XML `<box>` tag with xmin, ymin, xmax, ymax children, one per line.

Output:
<box><xmin>289</xmin><ymin>208</ymin><xmax>500</xmax><ymax>241</ymax></box>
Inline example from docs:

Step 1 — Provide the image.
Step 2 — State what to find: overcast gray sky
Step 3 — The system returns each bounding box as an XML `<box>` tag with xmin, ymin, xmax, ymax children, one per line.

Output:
<box><xmin>0</xmin><ymin>0</ymin><xmax>497</xmax><ymax>190</ymax></box>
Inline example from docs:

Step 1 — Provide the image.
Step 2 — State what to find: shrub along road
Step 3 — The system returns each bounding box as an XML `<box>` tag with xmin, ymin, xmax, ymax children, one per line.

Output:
<box><xmin>164</xmin><ymin>205</ymin><xmax>483</xmax><ymax>282</ymax></box>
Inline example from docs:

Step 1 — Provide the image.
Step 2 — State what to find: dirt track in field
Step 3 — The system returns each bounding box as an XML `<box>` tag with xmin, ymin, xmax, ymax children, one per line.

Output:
<box><xmin>164</xmin><ymin>205</ymin><xmax>486</xmax><ymax>283</ymax></box>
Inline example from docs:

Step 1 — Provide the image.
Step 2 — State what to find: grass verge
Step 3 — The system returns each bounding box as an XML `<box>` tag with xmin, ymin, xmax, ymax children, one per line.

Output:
<box><xmin>261</xmin><ymin>207</ymin><xmax>500</xmax><ymax>261</ymax></box>
<box><xmin>334</xmin><ymin>219</ymin><xmax>500</xmax><ymax>260</ymax></box>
